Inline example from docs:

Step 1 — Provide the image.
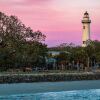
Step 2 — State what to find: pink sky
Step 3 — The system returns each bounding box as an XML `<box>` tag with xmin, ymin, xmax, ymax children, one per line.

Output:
<box><xmin>0</xmin><ymin>0</ymin><xmax>100</xmax><ymax>47</ymax></box>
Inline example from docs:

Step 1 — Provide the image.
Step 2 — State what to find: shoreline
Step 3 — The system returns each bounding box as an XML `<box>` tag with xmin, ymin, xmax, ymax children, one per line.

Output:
<box><xmin>0</xmin><ymin>72</ymin><xmax>100</xmax><ymax>84</ymax></box>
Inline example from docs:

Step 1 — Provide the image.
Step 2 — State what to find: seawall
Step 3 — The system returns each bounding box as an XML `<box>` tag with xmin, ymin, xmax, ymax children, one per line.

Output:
<box><xmin>0</xmin><ymin>72</ymin><xmax>100</xmax><ymax>83</ymax></box>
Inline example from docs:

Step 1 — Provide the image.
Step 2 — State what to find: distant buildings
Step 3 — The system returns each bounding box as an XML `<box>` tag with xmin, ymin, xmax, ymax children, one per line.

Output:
<box><xmin>48</xmin><ymin>51</ymin><xmax>60</xmax><ymax>56</ymax></box>
<box><xmin>48</xmin><ymin>51</ymin><xmax>70</xmax><ymax>56</ymax></box>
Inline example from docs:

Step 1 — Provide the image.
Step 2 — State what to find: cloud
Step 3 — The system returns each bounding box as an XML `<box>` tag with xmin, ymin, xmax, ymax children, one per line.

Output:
<box><xmin>0</xmin><ymin>0</ymin><xmax>25</xmax><ymax>4</ymax></box>
<box><xmin>0</xmin><ymin>0</ymin><xmax>100</xmax><ymax>46</ymax></box>
<box><xmin>0</xmin><ymin>0</ymin><xmax>52</xmax><ymax>5</ymax></box>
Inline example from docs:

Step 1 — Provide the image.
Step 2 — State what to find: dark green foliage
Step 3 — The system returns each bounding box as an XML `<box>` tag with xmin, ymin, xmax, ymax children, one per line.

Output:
<box><xmin>49</xmin><ymin>41</ymin><xmax>100</xmax><ymax>69</ymax></box>
<box><xmin>0</xmin><ymin>12</ymin><xmax>47</xmax><ymax>71</ymax></box>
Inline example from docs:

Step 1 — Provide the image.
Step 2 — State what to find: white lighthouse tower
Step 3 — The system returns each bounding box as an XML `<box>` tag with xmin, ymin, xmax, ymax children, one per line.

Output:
<box><xmin>82</xmin><ymin>11</ymin><xmax>91</xmax><ymax>47</ymax></box>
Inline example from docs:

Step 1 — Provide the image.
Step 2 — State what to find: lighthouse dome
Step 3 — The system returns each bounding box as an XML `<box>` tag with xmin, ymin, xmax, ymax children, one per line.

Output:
<box><xmin>84</xmin><ymin>11</ymin><xmax>88</xmax><ymax>15</ymax></box>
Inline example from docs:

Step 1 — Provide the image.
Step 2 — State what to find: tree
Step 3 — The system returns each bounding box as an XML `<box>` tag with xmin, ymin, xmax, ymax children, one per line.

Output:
<box><xmin>0</xmin><ymin>11</ymin><xmax>47</xmax><ymax>71</ymax></box>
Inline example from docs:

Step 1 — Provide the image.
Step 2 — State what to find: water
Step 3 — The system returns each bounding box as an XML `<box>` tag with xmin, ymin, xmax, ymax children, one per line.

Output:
<box><xmin>0</xmin><ymin>80</ymin><xmax>100</xmax><ymax>100</ymax></box>
<box><xmin>0</xmin><ymin>89</ymin><xmax>100</xmax><ymax>100</ymax></box>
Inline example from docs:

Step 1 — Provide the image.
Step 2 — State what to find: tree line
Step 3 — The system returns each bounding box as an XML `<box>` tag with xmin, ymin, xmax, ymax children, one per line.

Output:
<box><xmin>0</xmin><ymin>11</ymin><xmax>100</xmax><ymax>72</ymax></box>
<box><xmin>0</xmin><ymin>12</ymin><xmax>47</xmax><ymax>71</ymax></box>
<box><xmin>48</xmin><ymin>41</ymin><xmax>100</xmax><ymax>71</ymax></box>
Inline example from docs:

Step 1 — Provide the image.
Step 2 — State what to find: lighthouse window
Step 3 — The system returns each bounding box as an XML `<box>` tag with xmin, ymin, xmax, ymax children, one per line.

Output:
<box><xmin>83</xmin><ymin>41</ymin><xmax>86</xmax><ymax>44</ymax></box>
<box><xmin>83</xmin><ymin>26</ymin><xmax>85</xmax><ymax>29</ymax></box>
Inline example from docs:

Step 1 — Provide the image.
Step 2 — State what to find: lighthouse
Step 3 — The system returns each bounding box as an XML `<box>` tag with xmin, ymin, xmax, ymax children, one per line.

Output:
<box><xmin>82</xmin><ymin>11</ymin><xmax>91</xmax><ymax>47</ymax></box>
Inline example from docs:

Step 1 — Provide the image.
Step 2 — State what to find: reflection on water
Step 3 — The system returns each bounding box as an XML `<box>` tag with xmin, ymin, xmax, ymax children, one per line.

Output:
<box><xmin>0</xmin><ymin>89</ymin><xmax>100</xmax><ymax>100</ymax></box>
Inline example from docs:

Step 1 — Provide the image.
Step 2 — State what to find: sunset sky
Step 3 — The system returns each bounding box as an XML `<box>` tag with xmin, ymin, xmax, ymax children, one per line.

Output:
<box><xmin>0</xmin><ymin>0</ymin><xmax>100</xmax><ymax>47</ymax></box>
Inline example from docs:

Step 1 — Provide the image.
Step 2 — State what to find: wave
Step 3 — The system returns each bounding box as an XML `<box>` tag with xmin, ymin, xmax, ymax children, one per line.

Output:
<box><xmin>0</xmin><ymin>89</ymin><xmax>100</xmax><ymax>100</ymax></box>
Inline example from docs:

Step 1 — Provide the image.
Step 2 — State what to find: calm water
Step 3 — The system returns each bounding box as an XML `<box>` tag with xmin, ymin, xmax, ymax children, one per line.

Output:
<box><xmin>0</xmin><ymin>80</ymin><xmax>100</xmax><ymax>100</ymax></box>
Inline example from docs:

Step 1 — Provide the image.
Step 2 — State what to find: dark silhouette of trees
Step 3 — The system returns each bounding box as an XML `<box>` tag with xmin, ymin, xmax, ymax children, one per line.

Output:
<box><xmin>49</xmin><ymin>41</ymin><xmax>100</xmax><ymax>71</ymax></box>
<box><xmin>0</xmin><ymin>12</ymin><xmax>47</xmax><ymax>71</ymax></box>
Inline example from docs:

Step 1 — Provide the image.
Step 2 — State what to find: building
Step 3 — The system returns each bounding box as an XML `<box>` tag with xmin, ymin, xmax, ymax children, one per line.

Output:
<box><xmin>48</xmin><ymin>51</ymin><xmax>60</xmax><ymax>56</ymax></box>
<box><xmin>82</xmin><ymin>11</ymin><xmax>91</xmax><ymax>47</ymax></box>
<box><xmin>48</xmin><ymin>51</ymin><xmax>70</xmax><ymax>56</ymax></box>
